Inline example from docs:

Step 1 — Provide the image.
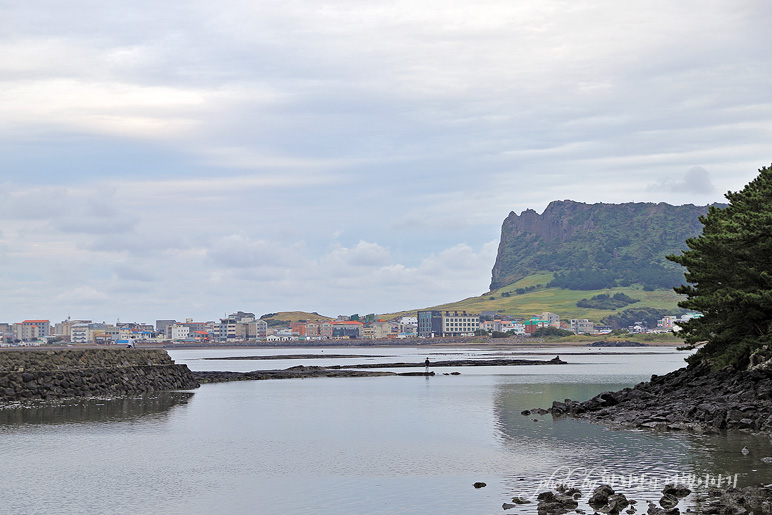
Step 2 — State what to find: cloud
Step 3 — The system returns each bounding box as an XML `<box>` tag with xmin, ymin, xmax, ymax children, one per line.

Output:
<box><xmin>0</xmin><ymin>0</ymin><xmax>770</xmax><ymax>322</ymax></box>
<box><xmin>325</xmin><ymin>241</ymin><xmax>392</xmax><ymax>269</ymax></box>
<box><xmin>680</xmin><ymin>166</ymin><xmax>716</xmax><ymax>194</ymax></box>
<box><xmin>646</xmin><ymin>166</ymin><xmax>716</xmax><ymax>196</ymax></box>
<box><xmin>207</xmin><ymin>234</ymin><xmax>308</xmax><ymax>269</ymax></box>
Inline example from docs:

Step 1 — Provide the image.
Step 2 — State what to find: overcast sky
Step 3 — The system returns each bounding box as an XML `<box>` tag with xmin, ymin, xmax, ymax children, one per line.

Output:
<box><xmin>1</xmin><ymin>0</ymin><xmax>770</xmax><ymax>324</ymax></box>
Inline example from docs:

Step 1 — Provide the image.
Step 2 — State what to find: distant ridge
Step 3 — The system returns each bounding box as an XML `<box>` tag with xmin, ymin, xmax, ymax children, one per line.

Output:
<box><xmin>490</xmin><ymin>200</ymin><xmax>722</xmax><ymax>291</ymax></box>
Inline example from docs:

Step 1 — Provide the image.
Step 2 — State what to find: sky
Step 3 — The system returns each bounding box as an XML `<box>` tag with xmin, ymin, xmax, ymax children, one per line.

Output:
<box><xmin>1</xmin><ymin>0</ymin><xmax>771</xmax><ymax>325</ymax></box>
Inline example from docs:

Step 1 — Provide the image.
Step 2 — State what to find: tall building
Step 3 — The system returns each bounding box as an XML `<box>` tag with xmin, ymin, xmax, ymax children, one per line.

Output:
<box><xmin>417</xmin><ymin>310</ymin><xmax>443</xmax><ymax>337</ymax></box>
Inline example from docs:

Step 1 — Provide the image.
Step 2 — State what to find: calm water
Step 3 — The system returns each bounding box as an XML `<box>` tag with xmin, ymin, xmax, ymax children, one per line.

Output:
<box><xmin>2</xmin><ymin>345</ymin><xmax>771</xmax><ymax>515</ymax></box>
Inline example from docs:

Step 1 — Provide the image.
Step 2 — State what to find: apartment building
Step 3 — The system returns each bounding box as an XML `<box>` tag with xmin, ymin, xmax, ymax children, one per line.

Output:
<box><xmin>441</xmin><ymin>311</ymin><xmax>480</xmax><ymax>336</ymax></box>
<box><xmin>570</xmin><ymin>319</ymin><xmax>594</xmax><ymax>334</ymax></box>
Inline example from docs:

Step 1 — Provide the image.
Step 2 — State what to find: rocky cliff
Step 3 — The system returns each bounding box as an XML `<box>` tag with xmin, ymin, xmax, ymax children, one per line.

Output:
<box><xmin>490</xmin><ymin>200</ymin><xmax>717</xmax><ymax>290</ymax></box>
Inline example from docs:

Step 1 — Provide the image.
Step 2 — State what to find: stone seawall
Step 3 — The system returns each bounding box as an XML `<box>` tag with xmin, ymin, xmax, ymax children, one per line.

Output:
<box><xmin>0</xmin><ymin>348</ymin><xmax>200</xmax><ymax>402</ymax></box>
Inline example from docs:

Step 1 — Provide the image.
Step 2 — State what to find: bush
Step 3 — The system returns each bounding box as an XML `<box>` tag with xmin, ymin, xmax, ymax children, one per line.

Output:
<box><xmin>531</xmin><ymin>326</ymin><xmax>574</xmax><ymax>338</ymax></box>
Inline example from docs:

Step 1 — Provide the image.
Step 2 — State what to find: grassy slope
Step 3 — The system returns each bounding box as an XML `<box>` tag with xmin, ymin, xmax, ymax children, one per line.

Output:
<box><xmin>383</xmin><ymin>272</ymin><xmax>684</xmax><ymax>323</ymax></box>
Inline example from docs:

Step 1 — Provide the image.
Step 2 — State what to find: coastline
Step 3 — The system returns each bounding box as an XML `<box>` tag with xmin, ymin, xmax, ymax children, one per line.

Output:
<box><xmin>0</xmin><ymin>334</ymin><xmax>684</xmax><ymax>352</ymax></box>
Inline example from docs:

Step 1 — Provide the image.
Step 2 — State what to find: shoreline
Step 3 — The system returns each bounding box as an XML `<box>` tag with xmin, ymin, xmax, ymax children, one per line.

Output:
<box><xmin>539</xmin><ymin>362</ymin><xmax>772</xmax><ymax>437</ymax></box>
<box><xmin>0</xmin><ymin>336</ymin><xmax>684</xmax><ymax>352</ymax></box>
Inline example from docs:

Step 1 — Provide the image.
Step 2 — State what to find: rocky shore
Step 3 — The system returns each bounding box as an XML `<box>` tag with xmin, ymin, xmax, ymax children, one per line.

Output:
<box><xmin>532</xmin><ymin>362</ymin><xmax>772</xmax><ymax>434</ymax></box>
<box><xmin>530</xmin><ymin>482</ymin><xmax>772</xmax><ymax>515</ymax></box>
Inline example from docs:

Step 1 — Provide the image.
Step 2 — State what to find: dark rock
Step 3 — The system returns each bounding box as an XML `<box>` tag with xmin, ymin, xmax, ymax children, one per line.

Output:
<box><xmin>473</xmin><ymin>482</ymin><xmax>486</xmax><ymax>488</ymax></box>
<box><xmin>589</xmin><ymin>484</ymin><xmax>616</xmax><ymax>506</ymax></box>
<box><xmin>511</xmin><ymin>496</ymin><xmax>531</xmax><ymax>504</ymax></box>
<box><xmin>662</xmin><ymin>484</ymin><xmax>691</xmax><ymax>498</ymax></box>
<box><xmin>536</xmin><ymin>491</ymin><xmax>579</xmax><ymax>515</ymax></box>
<box><xmin>659</xmin><ymin>493</ymin><xmax>680</xmax><ymax>510</ymax></box>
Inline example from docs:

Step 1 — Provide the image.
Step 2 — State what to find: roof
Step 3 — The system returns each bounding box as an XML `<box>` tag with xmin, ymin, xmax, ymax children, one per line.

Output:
<box><xmin>23</xmin><ymin>320</ymin><xmax>49</xmax><ymax>324</ymax></box>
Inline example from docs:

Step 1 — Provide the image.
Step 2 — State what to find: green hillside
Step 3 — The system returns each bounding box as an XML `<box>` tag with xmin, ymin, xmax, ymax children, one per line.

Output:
<box><xmin>386</xmin><ymin>273</ymin><xmax>685</xmax><ymax>325</ymax></box>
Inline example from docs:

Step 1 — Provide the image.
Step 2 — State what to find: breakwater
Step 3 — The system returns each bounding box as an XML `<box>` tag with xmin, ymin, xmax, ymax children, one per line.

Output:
<box><xmin>0</xmin><ymin>348</ymin><xmax>199</xmax><ymax>402</ymax></box>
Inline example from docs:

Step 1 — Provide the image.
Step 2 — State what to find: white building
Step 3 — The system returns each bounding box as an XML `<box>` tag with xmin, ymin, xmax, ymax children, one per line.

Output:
<box><xmin>171</xmin><ymin>324</ymin><xmax>190</xmax><ymax>340</ymax></box>
<box><xmin>570</xmin><ymin>319</ymin><xmax>594</xmax><ymax>335</ymax></box>
<box><xmin>442</xmin><ymin>311</ymin><xmax>480</xmax><ymax>336</ymax></box>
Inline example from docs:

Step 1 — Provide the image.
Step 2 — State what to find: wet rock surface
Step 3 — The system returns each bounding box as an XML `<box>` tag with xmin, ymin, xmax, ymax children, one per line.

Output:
<box><xmin>193</xmin><ymin>357</ymin><xmax>566</xmax><ymax>382</ymax></box>
<box><xmin>542</xmin><ymin>363</ymin><xmax>772</xmax><ymax>434</ymax></box>
<box><xmin>532</xmin><ymin>483</ymin><xmax>772</xmax><ymax>515</ymax></box>
<box><xmin>0</xmin><ymin>349</ymin><xmax>199</xmax><ymax>402</ymax></box>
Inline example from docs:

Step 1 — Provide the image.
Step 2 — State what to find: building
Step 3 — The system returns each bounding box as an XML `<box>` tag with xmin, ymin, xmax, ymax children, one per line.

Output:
<box><xmin>441</xmin><ymin>311</ymin><xmax>480</xmax><ymax>336</ymax></box>
<box><xmin>290</xmin><ymin>321</ymin><xmax>307</xmax><ymax>336</ymax></box>
<box><xmin>71</xmin><ymin>324</ymin><xmax>89</xmax><ymax>344</ymax></box>
<box><xmin>171</xmin><ymin>325</ymin><xmax>190</xmax><ymax>340</ymax></box>
<box><xmin>524</xmin><ymin>317</ymin><xmax>550</xmax><ymax>334</ymax></box>
<box><xmin>319</xmin><ymin>322</ymin><xmax>334</xmax><ymax>339</ymax></box>
<box><xmin>218</xmin><ymin>318</ymin><xmax>247</xmax><ymax>341</ymax></box>
<box><xmin>480</xmin><ymin>319</ymin><xmax>513</xmax><ymax>333</ymax></box>
<box><xmin>14</xmin><ymin>320</ymin><xmax>51</xmax><ymax>341</ymax></box>
<box><xmin>331</xmin><ymin>321</ymin><xmax>363</xmax><ymax>339</ymax></box>
<box><xmin>229</xmin><ymin>311</ymin><xmax>256</xmax><ymax>323</ymax></box>
<box><xmin>570</xmin><ymin>319</ymin><xmax>594</xmax><ymax>334</ymax></box>
<box><xmin>156</xmin><ymin>320</ymin><xmax>177</xmax><ymax>339</ymax></box>
<box><xmin>540</xmin><ymin>312</ymin><xmax>560</xmax><ymax>328</ymax></box>
<box><xmin>249</xmin><ymin>320</ymin><xmax>268</xmax><ymax>339</ymax></box>
<box><xmin>417</xmin><ymin>310</ymin><xmax>443</xmax><ymax>337</ymax></box>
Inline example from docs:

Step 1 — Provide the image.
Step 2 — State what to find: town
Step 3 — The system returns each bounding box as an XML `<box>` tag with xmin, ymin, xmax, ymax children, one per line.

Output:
<box><xmin>0</xmin><ymin>309</ymin><xmax>701</xmax><ymax>346</ymax></box>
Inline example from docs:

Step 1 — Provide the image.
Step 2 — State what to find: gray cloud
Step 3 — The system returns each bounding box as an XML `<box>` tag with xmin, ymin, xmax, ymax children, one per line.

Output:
<box><xmin>646</xmin><ymin>166</ymin><xmax>717</xmax><ymax>196</ymax></box>
<box><xmin>0</xmin><ymin>0</ymin><xmax>770</xmax><ymax>321</ymax></box>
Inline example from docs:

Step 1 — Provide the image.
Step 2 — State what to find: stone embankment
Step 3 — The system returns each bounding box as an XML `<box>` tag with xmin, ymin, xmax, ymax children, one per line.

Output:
<box><xmin>0</xmin><ymin>349</ymin><xmax>199</xmax><ymax>402</ymax></box>
<box><xmin>537</xmin><ymin>362</ymin><xmax>772</xmax><ymax>434</ymax></box>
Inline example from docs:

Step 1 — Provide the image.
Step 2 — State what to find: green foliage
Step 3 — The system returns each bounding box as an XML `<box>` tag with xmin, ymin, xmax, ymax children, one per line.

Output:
<box><xmin>667</xmin><ymin>165</ymin><xmax>772</xmax><ymax>369</ymax></box>
<box><xmin>531</xmin><ymin>326</ymin><xmax>574</xmax><ymax>337</ymax></box>
<box><xmin>576</xmin><ymin>292</ymin><xmax>640</xmax><ymax>310</ymax></box>
<box><xmin>600</xmin><ymin>307</ymin><xmax>687</xmax><ymax>330</ymax></box>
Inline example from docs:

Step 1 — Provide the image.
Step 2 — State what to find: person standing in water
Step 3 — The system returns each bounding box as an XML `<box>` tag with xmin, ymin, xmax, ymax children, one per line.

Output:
<box><xmin>425</xmin><ymin>357</ymin><xmax>430</xmax><ymax>374</ymax></box>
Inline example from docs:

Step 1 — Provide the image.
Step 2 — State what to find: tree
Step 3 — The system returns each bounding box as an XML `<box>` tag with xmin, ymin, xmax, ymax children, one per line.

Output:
<box><xmin>667</xmin><ymin>164</ymin><xmax>772</xmax><ymax>369</ymax></box>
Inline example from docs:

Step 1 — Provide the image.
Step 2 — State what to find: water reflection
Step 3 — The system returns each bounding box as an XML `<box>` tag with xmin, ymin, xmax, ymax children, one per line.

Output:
<box><xmin>490</xmin><ymin>378</ymin><xmax>772</xmax><ymax>512</ymax></box>
<box><xmin>0</xmin><ymin>391</ymin><xmax>194</xmax><ymax>426</ymax></box>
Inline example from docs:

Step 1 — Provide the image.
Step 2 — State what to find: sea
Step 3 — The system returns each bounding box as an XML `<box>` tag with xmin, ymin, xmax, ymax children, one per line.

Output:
<box><xmin>2</xmin><ymin>345</ymin><xmax>772</xmax><ymax>515</ymax></box>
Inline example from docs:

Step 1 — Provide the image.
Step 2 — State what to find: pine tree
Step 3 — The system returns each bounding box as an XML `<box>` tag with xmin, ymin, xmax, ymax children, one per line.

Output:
<box><xmin>667</xmin><ymin>164</ymin><xmax>772</xmax><ymax>368</ymax></box>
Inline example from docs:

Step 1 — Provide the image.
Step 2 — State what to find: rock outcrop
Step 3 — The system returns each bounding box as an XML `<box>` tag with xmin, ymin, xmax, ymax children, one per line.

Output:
<box><xmin>0</xmin><ymin>349</ymin><xmax>199</xmax><ymax>402</ymax></box>
<box><xmin>490</xmin><ymin>200</ymin><xmax>714</xmax><ymax>290</ymax></box>
<box><xmin>545</xmin><ymin>363</ymin><xmax>772</xmax><ymax>433</ymax></box>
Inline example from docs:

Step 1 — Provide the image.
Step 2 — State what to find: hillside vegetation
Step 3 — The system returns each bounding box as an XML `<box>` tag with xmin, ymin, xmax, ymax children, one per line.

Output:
<box><xmin>386</xmin><ymin>273</ymin><xmax>685</xmax><ymax>326</ymax></box>
<box><xmin>490</xmin><ymin>200</ymin><xmax>720</xmax><ymax>291</ymax></box>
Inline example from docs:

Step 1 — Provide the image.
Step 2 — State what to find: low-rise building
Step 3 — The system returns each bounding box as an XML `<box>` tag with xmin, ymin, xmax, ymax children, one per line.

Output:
<box><xmin>332</xmin><ymin>321</ymin><xmax>363</xmax><ymax>339</ymax></box>
<box><xmin>524</xmin><ymin>317</ymin><xmax>550</xmax><ymax>334</ymax></box>
<box><xmin>570</xmin><ymin>319</ymin><xmax>594</xmax><ymax>334</ymax></box>
<box><xmin>540</xmin><ymin>312</ymin><xmax>560</xmax><ymax>328</ymax></box>
<box><xmin>441</xmin><ymin>311</ymin><xmax>480</xmax><ymax>336</ymax></box>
